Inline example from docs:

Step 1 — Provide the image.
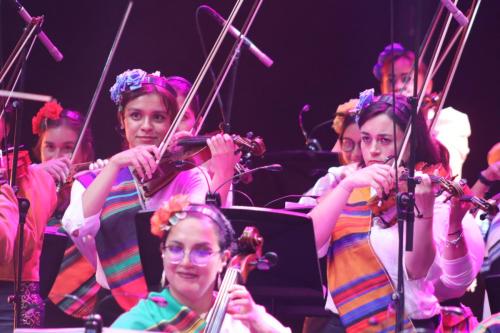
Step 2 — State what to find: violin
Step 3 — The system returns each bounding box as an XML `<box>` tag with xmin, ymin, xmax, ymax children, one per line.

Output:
<box><xmin>369</xmin><ymin>162</ymin><xmax>498</xmax><ymax>220</ymax></box>
<box><xmin>205</xmin><ymin>226</ymin><xmax>269</xmax><ymax>333</ymax></box>
<box><xmin>141</xmin><ymin>133</ymin><xmax>266</xmax><ymax>198</ymax></box>
<box><xmin>54</xmin><ymin>160</ymin><xmax>93</xmax><ymax>211</ymax></box>
<box><xmin>0</xmin><ymin>148</ymin><xmax>32</xmax><ymax>186</ymax></box>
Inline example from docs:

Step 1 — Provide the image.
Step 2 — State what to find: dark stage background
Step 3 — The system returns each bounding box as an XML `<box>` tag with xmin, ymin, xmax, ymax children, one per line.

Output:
<box><xmin>2</xmin><ymin>1</ymin><xmax>500</xmax><ymax>329</ymax></box>
<box><xmin>1</xmin><ymin>0</ymin><xmax>499</xmax><ymax>200</ymax></box>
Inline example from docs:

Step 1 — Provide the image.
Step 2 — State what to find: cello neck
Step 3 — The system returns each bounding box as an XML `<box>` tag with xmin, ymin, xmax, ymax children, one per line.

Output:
<box><xmin>204</xmin><ymin>267</ymin><xmax>240</xmax><ymax>333</ymax></box>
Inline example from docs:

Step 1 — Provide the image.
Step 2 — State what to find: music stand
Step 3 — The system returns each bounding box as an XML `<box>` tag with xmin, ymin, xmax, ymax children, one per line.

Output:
<box><xmin>39</xmin><ymin>228</ymin><xmax>68</xmax><ymax>298</ymax></box>
<box><xmin>135</xmin><ymin>206</ymin><xmax>325</xmax><ymax>316</ymax></box>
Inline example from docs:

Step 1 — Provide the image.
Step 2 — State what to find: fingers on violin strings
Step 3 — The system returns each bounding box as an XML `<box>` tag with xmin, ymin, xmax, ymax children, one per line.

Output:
<box><xmin>131</xmin><ymin>157</ymin><xmax>145</xmax><ymax>180</ymax></box>
<box><xmin>52</xmin><ymin>160</ymin><xmax>69</xmax><ymax>182</ymax></box>
<box><xmin>136</xmin><ymin>149</ymin><xmax>156</xmax><ymax>180</ymax></box>
<box><xmin>60</xmin><ymin>156</ymin><xmax>71</xmax><ymax>167</ymax></box>
<box><xmin>142</xmin><ymin>145</ymin><xmax>160</xmax><ymax>161</ymax></box>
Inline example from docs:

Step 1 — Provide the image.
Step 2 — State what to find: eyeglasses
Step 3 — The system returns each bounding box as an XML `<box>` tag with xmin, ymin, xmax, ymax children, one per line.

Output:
<box><xmin>163</xmin><ymin>244</ymin><xmax>221</xmax><ymax>267</ymax></box>
<box><xmin>340</xmin><ymin>138</ymin><xmax>359</xmax><ymax>153</ymax></box>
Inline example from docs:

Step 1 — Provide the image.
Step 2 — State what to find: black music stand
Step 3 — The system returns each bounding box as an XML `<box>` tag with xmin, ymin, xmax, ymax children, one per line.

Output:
<box><xmin>135</xmin><ymin>206</ymin><xmax>325</xmax><ymax>316</ymax></box>
<box><xmin>39</xmin><ymin>229</ymin><xmax>68</xmax><ymax>298</ymax></box>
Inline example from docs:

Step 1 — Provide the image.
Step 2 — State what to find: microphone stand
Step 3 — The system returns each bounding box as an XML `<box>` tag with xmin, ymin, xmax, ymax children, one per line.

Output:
<box><xmin>193</xmin><ymin>0</ymin><xmax>265</xmax><ymax>135</ymax></box>
<box><xmin>392</xmin><ymin>1</ymin><xmax>480</xmax><ymax>330</ymax></box>
<box><xmin>0</xmin><ymin>15</ymin><xmax>42</xmax><ymax>330</ymax></box>
<box><xmin>221</xmin><ymin>46</ymin><xmax>241</xmax><ymax>133</ymax></box>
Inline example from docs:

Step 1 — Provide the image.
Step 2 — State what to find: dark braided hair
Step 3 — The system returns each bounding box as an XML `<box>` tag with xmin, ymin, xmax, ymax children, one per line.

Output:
<box><xmin>161</xmin><ymin>204</ymin><xmax>236</xmax><ymax>255</ymax></box>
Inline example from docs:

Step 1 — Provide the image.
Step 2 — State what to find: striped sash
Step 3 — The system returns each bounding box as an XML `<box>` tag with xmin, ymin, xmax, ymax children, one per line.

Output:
<box><xmin>47</xmin><ymin>203</ymin><xmax>101</xmax><ymax>318</ymax></box>
<box><xmin>78</xmin><ymin>168</ymin><xmax>148</xmax><ymax>311</ymax></box>
<box><xmin>49</xmin><ymin>242</ymin><xmax>100</xmax><ymax>318</ymax></box>
<box><xmin>328</xmin><ymin>187</ymin><xmax>413</xmax><ymax>332</ymax></box>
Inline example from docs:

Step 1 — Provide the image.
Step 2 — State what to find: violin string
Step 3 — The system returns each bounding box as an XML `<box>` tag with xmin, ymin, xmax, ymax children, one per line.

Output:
<box><xmin>207</xmin><ymin>267</ymin><xmax>238</xmax><ymax>330</ymax></box>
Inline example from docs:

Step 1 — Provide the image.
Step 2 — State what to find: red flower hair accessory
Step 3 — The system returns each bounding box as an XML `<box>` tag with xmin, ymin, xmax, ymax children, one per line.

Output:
<box><xmin>32</xmin><ymin>101</ymin><xmax>63</xmax><ymax>135</ymax></box>
<box><xmin>150</xmin><ymin>195</ymin><xmax>190</xmax><ymax>238</ymax></box>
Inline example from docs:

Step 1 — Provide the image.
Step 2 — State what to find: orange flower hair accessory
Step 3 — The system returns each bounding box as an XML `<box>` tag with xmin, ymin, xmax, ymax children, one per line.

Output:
<box><xmin>332</xmin><ymin>99</ymin><xmax>359</xmax><ymax>134</ymax></box>
<box><xmin>150</xmin><ymin>194</ymin><xmax>190</xmax><ymax>238</ymax></box>
<box><xmin>32</xmin><ymin>101</ymin><xmax>63</xmax><ymax>135</ymax></box>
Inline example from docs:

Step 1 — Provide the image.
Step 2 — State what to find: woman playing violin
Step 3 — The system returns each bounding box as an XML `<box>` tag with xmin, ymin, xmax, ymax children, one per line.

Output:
<box><xmin>309</xmin><ymin>94</ymin><xmax>482</xmax><ymax>332</ymax></box>
<box><xmin>299</xmin><ymin>99</ymin><xmax>362</xmax><ymax>207</ymax></box>
<box><xmin>167</xmin><ymin>75</ymin><xmax>241</xmax><ymax>207</ymax></box>
<box><xmin>61</xmin><ymin>69</ymin><xmax>215</xmax><ymax>324</ymax></box>
<box><xmin>112</xmin><ymin>195</ymin><xmax>290</xmax><ymax>332</ymax></box>
<box><xmin>29</xmin><ymin>102</ymin><xmax>105</xmax><ymax>327</ymax></box>
<box><xmin>0</xmin><ymin>103</ymin><xmax>58</xmax><ymax>331</ymax></box>
<box><xmin>32</xmin><ymin>101</ymin><xmax>94</xmax><ymax>185</ymax></box>
<box><xmin>373</xmin><ymin>42</ymin><xmax>471</xmax><ymax>178</ymax></box>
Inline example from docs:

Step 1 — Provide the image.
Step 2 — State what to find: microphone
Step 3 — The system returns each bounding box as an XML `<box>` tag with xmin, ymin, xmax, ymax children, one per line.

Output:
<box><xmin>206</xmin><ymin>164</ymin><xmax>283</xmax><ymax>206</ymax></box>
<box><xmin>11</xmin><ymin>0</ymin><xmax>63</xmax><ymax>62</ymax></box>
<box><xmin>440</xmin><ymin>0</ymin><xmax>469</xmax><ymax>27</ymax></box>
<box><xmin>200</xmin><ymin>5</ymin><xmax>274</xmax><ymax>68</ymax></box>
<box><xmin>298</xmin><ymin>104</ymin><xmax>323</xmax><ymax>152</ymax></box>
<box><xmin>299</xmin><ymin>104</ymin><xmax>311</xmax><ymax>141</ymax></box>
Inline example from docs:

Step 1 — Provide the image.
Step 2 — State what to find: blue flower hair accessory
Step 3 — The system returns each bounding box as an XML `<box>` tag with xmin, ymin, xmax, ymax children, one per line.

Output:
<box><xmin>110</xmin><ymin>69</ymin><xmax>173</xmax><ymax>105</ymax></box>
<box><xmin>354</xmin><ymin>88</ymin><xmax>375</xmax><ymax>123</ymax></box>
<box><xmin>372</xmin><ymin>43</ymin><xmax>406</xmax><ymax>81</ymax></box>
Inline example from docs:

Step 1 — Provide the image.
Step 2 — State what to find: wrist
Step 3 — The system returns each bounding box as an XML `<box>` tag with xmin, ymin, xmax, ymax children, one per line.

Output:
<box><xmin>445</xmin><ymin>229</ymin><xmax>464</xmax><ymax>247</ymax></box>
<box><xmin>338</xmin><ymin>178</ymin><xmax>354</xmax><ymax>193</ymax></box>
<box><xmin>447</xmin><ymin>227</ymin><xmax>463</xmax><ymax>236</ymax></box>
<box><xmin>478</xmin><ymin>171</ymin><xmax>495</xmax><ymax>187</ymax></box>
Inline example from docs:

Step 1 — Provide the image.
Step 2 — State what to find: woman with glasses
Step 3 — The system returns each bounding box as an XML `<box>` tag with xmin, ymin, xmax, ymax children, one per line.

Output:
<box><xmin>299</xmin><ymin>99</ymin><xmax>361</xmax><ymax>207</ymax></box>
<box><xmin>112</xmin><ymin>196</ymin><xmax>290</xmax><ymax>332</ymax></box>
<box><xmin>300</xmin><ymin>99</ymin><xmax>362</xmax><ymax>333</ymax></box>
<box><xmin>309</xmin><ymin>94</ymin><xmax>482</xmax><ymax>332</ymax></box>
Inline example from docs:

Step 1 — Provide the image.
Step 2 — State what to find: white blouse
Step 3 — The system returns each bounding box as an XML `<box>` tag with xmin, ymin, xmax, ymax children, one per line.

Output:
<box><xmin>308</xmin><ymin>167</ymin><xmax>483</xmax><ymax>319</ymax></box>
<box><xmin>62</xmin><ymin>168</ymin><xmax>209</xmax><ymax>288</ymax></box>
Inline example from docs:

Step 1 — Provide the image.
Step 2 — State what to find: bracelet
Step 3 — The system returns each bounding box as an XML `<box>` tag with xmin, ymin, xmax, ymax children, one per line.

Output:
<box><xmin>448</xmin><ymin>228</ymin><xmax>463</xmax><ymax>236</ymax></box>
<box><xmin>445</xmin><ymin>229</ymin><xmax>464</xmax><ymax>248</ymax></box>
<box><xmin>416</xmin><ymin>214</ymin><xmax>433</xmax><ymax>220</ymax></box>
<box><xmin>478</xmin><ymin>172</ymin><xmax>495</xmax><ymax>187</ymax></box>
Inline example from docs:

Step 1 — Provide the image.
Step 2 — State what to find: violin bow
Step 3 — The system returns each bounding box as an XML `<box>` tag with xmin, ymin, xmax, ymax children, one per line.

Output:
<box><xmin>192</xmin><ymin>0</ymin><xmax>266</xmax><ymax>136</ymax></box>
<box><xmin>395</xmin><ymin>0</ymin><xmax>480</xmax><ymax>167</ymax></box>
<box><xmin>69</xmin><ymin>1</ymin><xmax>134</xmax><ymax>166</ymax></box>
<box><xmin>157</xmin><ymin>0</ymin><xmax>248</xmax><ymax>158</ymax></box>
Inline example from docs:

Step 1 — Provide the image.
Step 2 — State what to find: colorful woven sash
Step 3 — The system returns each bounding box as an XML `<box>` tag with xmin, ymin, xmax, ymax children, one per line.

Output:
<box><xmin>49</xmin><ymin>242</ymin><xmax>100</xmax><ymax>318</ymax></box>
<box><xmin>78</xmin><ymin>168</ymin><xmax>148</xmax><ymax>311</ymax></box>
<box><xmin>47</xmin><ymin>207</ymin><xmax>101</xmax><ymax>318</ymax></box>
<box><xmin>328</xmin><ymin>187</ymin><xmax>413</xmax><ymax>332</ymax></box>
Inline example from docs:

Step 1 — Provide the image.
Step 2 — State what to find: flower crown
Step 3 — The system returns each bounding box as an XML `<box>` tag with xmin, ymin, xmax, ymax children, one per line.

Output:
<box><xmin>332</xmin><ymin>99</ymin><xmax>359</xmax><ymax>135</ymax></box>
<box><xmin>353</xmin><ymin>88</ymin><xmax>375</xmax><ymax>124</ymax></box>
<box><xmin>109</xmin><ymin>69</ymin><xmax>177</xmax><ymax>106</ymax></box>
<box><xmin>150</xmin><ymin>195</ymin><xmax>191</xmax><ymax>238</ymax></box>
<box><xmin>32</xmin><ymin>101</ymin><xmax>63</xmax><ymax>135</ymax></box>
<box><xmin>372</xmin><ymin>42</ymin><xmax>406</xmax><ymax>81</ymax></box>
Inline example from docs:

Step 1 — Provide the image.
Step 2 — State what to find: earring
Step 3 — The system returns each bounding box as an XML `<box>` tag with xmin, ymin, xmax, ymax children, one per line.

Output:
<box><xmin>217</xmin><ymin>273</ymin><xmax>222</xmax><ymax>290</ymax></box>
<box><xmin>161</xmin><ymin>271</ymin><xmax>166</xmax><ymax>288</ymax></box>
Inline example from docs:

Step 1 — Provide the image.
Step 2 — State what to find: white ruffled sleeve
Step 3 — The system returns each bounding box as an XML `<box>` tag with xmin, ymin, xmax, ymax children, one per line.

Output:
<box><xmin>61</xmin><ymin>179</ymin><xmax>102</xmax><ymax>267</ymax></box>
